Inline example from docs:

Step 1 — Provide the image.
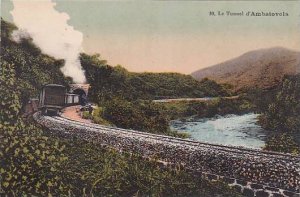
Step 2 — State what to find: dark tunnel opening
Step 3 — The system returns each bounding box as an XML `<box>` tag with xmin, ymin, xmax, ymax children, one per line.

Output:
<box><xmin>73</xmin><ymin>88</ymin><xmax>87</xmax><ymax>105</ymax></box>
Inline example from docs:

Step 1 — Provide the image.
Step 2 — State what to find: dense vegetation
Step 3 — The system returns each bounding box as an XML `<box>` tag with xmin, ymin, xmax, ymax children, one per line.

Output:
<box><xmin>104</xmin><ymin>99</ymin><xmax>190</xmax><ymax>137</ymax></box>
<box><xmin>80</xmin><ymin>53</ymin><xmax>232</xmax><ymax>103</ymax></box>
<box><xmin>157</xmin><ymin>97</ymin><xmax>253</xmax><ymax>120</ymax></box>
<box><xmin>258</xmin><ymin>75</ymin><xmax>300</xmax><ymax>133</ymax></box>
<box><xmin>264</xmin><ymin>133</ymin><xmax>299</xmax><ymax>154</ymax></box>
<box><xmin>59</xmin><ymin>137</ymin><xmax>240</xmax><ymax>197</ymax></box>
<box><xmin>1</xmin><ymin>19</ymin><xmax>241</xmax><ymax>196</ymax></box>
<box><xmin>0</xmin><ymin>61</ymin><xmax>69</xmax><ymax>195</ymax></box>
<box><xmin>83</xmin><ymin>97</ymin><xmax>253</xmax><ymax>138</ymax></box>
<box><xmin>258</xmin><ymin>74</ymin><xmax>300</xmax><ymax>153</ymax></box>
<box><xmin>1</xmin><ymin>20</ymin><xmax>70</xmax><ymax>108</ymax></box>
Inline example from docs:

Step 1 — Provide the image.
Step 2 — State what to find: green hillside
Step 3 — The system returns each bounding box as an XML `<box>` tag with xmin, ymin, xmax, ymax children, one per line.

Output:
<box><xmin>80</xmin><ymin>53</ymin><xmax>231</xmax><ymax>103</ymax></box>
<box><xmin>1</xmin><ymin>20</ymin><xmax>70</xmax><ymax>107</ymax></box>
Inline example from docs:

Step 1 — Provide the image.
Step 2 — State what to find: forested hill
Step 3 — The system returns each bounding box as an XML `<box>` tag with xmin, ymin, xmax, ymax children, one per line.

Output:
<box><xmin>1</xmin><ymin>19</ymin><xmax>70</xmax><ymax>106</ymax></box>
<box><xmin>80</xmin><ymin>53</ymin><xmax>232</xmax><ymax>103</ymax></box>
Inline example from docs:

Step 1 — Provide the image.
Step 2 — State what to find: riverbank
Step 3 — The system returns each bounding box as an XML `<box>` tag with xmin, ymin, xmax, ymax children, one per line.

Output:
<box><xmin>156</xmin><ymin>97</ymin><xmax>254</xmax><ymax>120</ymax></box>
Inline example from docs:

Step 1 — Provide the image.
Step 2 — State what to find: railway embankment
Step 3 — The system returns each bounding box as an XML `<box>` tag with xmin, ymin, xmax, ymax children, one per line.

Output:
<box><xmin>33</xmin><ymin>112</ymin><xmax>300</xmax><ymax>197</ymax></box>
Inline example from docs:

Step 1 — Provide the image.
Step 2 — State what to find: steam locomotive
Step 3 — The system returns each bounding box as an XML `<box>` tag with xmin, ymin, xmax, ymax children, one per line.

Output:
<box><xmin>39</xmin><ymin>84</ymin><xmax>85</xmax><ymax>115</ymax></box>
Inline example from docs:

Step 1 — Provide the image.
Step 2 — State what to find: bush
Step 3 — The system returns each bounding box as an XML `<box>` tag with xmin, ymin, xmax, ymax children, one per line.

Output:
<box><xmin>258</xmin><ymin>75</ymin><xmax>300</xmax><ymax>133</ymax></box>
<box><xmin>58</xmin><ymin>137</ymin><xmax>241</xmax><ymax>197</ymax></box>
<box><xmin>101</xmin><ymin>99</ymin><xmax>189</xmax><ymax>137</ymax></box>
<box><xmin>264</xmin><ymin>133</ymin><xmax>299</xmax><ymax>154</ymax></box>
<box><xmin>91</xmin><ymin>107</ymin><xmax>111</xmax><ymax>125</ymax></box>
<box><xmin>160</xmin><ymin>97</ymin><xmax>254</xmax><ymax>120</ymax></box>
<box><xmin>103</xmin><ymin>99</ymin><xmax>170</xmax><ymax>134</ymax></box>
<box><xmin>0</xmin><ymin>61</ymin><xmax>68</xmax><ymax>195</ymax></box>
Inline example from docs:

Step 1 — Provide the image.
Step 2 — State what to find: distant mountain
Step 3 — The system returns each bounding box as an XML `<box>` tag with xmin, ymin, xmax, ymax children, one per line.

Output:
<box><xmin>191</xmin><ymin>47</ymin><xmax>300</xmax><ymax>91</ymax></box>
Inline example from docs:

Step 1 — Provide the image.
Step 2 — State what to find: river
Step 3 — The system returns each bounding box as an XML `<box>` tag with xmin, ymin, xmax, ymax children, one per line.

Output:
<box><xmin>170</xmin><ymin>113</ymin><xmax>267</xmax><ymax>149</ymax></box>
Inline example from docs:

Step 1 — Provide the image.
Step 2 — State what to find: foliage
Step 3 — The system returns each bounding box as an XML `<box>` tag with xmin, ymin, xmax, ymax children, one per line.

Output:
<box><xmin>90</xmin><ymin>107</ymin><xmax>110</xmax><ymax>125</ymax></box>
<box><xmin>258</xmin><ymin>75</ymin><xmax>300</xmax><ymax>133</ymax></box>
<box><xmin>57</xmin><ymin>137</ymin><xmax>241</xmax><ymax>197</ymax></box>
<box><xmin>82</xmin><ymin>101</ymin><xmax>189</xmax><ymax>137</ymax></box>
<box><xmin>102</xmin><ymin>99</ymin><xmax>178</xmax><ymax>135</ymax></box>
<box><xmin>0</xmin><ymin>61</ymin><xmax>68</xmax><ymax>195</ymax></box>
<box><xmin>80</xmin><ymin>53</ymin><xmax>232</xmax><ymax>103</ymax></box>
<box><xmin>1</xmin><ymin>19</ymin><xmax>69</xmax><ymax>107</ymax></box>
<box><xmin>198</xmin><ymin>78</ymin><xmax>232</xmax><ymax>97</ymax></box>
<box><xmin>82</xmin><ymin>107</ymin><xmax>111</xmax><ymax>125</ymax></box>
<box><xmin>241</xmin><ymin>87</ymin><xmax>277</xmax><ymax>113</ymax></box>
<box><xmin>256</xmin><ymin>75</ymin><xmax>300</xmax><ymax>153</ymax></box>
<box><xmin>81</xmin><ymin>111</ymin><xmax>91</xmax><ymax>119</ymax></box>
<box><xmin>264</xmin><ymin>133</ymin><xmax>299</xmax><ymax>154</ymax></box>
<box><xmin>159</xmin><ymin>97</ymin><xmax>254</xmax><ymax>120</ymax></box>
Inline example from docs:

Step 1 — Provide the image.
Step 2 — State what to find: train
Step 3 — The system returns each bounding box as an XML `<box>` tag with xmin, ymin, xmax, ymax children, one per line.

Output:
<box><xmin>39</xmin><ymin>84</ymin><xmax>85</xmax><ymax>115</ymax></box>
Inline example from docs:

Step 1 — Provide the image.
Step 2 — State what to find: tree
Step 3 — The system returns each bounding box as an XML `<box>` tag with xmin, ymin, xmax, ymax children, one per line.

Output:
<box><xmin>102</xmin><ymin>99</ymin><xmax>170</xmax><ymax>134</ymax></box>
<box><xmin>258</xmin><ymin>75</ymin><xmax>300</xmax><ymax>153</ymax></box>
<box><xmin>259</xmin><ymin>75</ymin><xmax>300</xmax><ymax>133</ymax></box>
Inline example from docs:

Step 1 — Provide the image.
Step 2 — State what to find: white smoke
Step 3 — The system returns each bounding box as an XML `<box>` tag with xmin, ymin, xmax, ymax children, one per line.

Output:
<box><xmin>10</xmin><ymin>0</ymin><xmax>86</xmax><ymax>83</ymax></box>
<box><xmin>11</xmin><ymin>29</ymin><xmax>31</xmax><ymax>42</ymax></box>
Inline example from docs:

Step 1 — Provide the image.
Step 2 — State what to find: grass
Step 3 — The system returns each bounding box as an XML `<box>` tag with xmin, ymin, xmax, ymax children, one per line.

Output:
<box><xmin>82</xmin><ymin>106</ymin><xmax>111</xmax><ymax>126</ymax></box>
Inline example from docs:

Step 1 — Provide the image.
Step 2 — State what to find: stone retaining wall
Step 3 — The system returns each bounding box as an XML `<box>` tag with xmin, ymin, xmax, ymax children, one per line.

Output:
<box><xmin>34</xmin><ymin>112</ymin><xmax>300</xmax><ymax>197</ymax></box>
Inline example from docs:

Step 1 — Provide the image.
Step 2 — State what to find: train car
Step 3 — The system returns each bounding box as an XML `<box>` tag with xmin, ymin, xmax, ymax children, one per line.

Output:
<box><xmin>65</xmin><ymin>93</ymin><xmax>80</xmax><ymax>106</ymax></box>
<box><xmin>39</xmin><ymin>84</ymin><xmax>67</xmax><ymax>115</ymax></box>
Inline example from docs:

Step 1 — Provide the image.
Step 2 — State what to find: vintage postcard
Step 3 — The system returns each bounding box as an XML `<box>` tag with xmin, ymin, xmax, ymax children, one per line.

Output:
<box><xmin>1</xmin><ymin>0</ymin><xmax>299</xmax><ymax>196</ymax></box>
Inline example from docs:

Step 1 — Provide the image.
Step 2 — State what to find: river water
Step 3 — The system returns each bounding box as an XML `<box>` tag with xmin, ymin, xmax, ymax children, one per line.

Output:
<box><xmin>170</xmin><ymin>113</ymin><xmax>267</xmax><ymax>149</ymax></box>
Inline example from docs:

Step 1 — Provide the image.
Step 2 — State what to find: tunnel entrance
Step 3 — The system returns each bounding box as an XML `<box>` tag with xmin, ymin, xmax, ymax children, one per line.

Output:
<box><xmin>73</xmin><ymin>88</ymin><xmax>87</xmax><ymax>106</ymax></box>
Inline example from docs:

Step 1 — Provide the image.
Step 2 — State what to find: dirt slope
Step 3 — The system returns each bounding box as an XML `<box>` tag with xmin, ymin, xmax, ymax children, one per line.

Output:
<box><xmin>191</xmin><ymin>47</ymin><xmax>300</xmax><ymax>91</ymax></box>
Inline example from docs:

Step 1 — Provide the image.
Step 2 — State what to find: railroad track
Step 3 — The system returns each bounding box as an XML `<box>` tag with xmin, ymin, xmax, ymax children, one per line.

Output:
<box><xmin>35</xmin><ymin>112</ymin><xmax>300</xmax><ymax>194</ymax></box>
<box><xmin>44</xmin><ymin>114</ymin><xmax>299</xmax><ymax>162</ymax></box>
<box><xmin>32</xmin><ymin>81</ymin><xmax>300</xmax><ymax>195</ymax></box>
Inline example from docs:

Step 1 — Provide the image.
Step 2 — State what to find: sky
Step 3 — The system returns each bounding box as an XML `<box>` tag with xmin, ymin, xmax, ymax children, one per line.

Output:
<box><xmin>1</xmin><ymin>0</ymin><xmax>300</xmax><ymax>74</ymax></box>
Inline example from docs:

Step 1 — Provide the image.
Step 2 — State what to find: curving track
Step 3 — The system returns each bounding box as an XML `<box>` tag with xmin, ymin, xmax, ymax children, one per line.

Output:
<box><xmin>34</xmin><ymin>112</ymin><xmax>300</xmax><ymax>194</ymax></box>
<box><xmin>52</xmin><ymin>115</ymin><xmax>298</xmax><ymax>161</ymax></box>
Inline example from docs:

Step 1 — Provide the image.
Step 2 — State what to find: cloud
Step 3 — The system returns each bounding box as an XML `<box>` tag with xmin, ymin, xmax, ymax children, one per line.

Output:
<box><xmin>10</xmin><ymin>0</ymin><xmax>86</xmax><ymax>83</ymax></box>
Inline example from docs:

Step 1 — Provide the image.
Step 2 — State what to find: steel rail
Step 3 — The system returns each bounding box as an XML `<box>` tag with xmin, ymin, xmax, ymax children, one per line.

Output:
<box><xmin>43</xmin><ymin>115</ymin><xmax>299</xmax><ymax>162</ymax></box>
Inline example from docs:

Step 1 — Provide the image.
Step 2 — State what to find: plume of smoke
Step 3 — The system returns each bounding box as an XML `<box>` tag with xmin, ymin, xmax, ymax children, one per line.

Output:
<box><xmin>11</xmin><ymin>29</ymin><xmax>31</xmax><ymax>42</ymax></box>
<box><xmin>10</xmin><ymin>0</ymin><xmax>86</xmax><ymax>83</ymax></box>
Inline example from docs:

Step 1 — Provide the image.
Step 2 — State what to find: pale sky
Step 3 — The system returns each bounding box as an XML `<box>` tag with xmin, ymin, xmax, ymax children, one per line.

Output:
<box><xmin>2</xmin><ymin>0</ymin><xmax>300</xmax><ymax>74</ymax></box>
